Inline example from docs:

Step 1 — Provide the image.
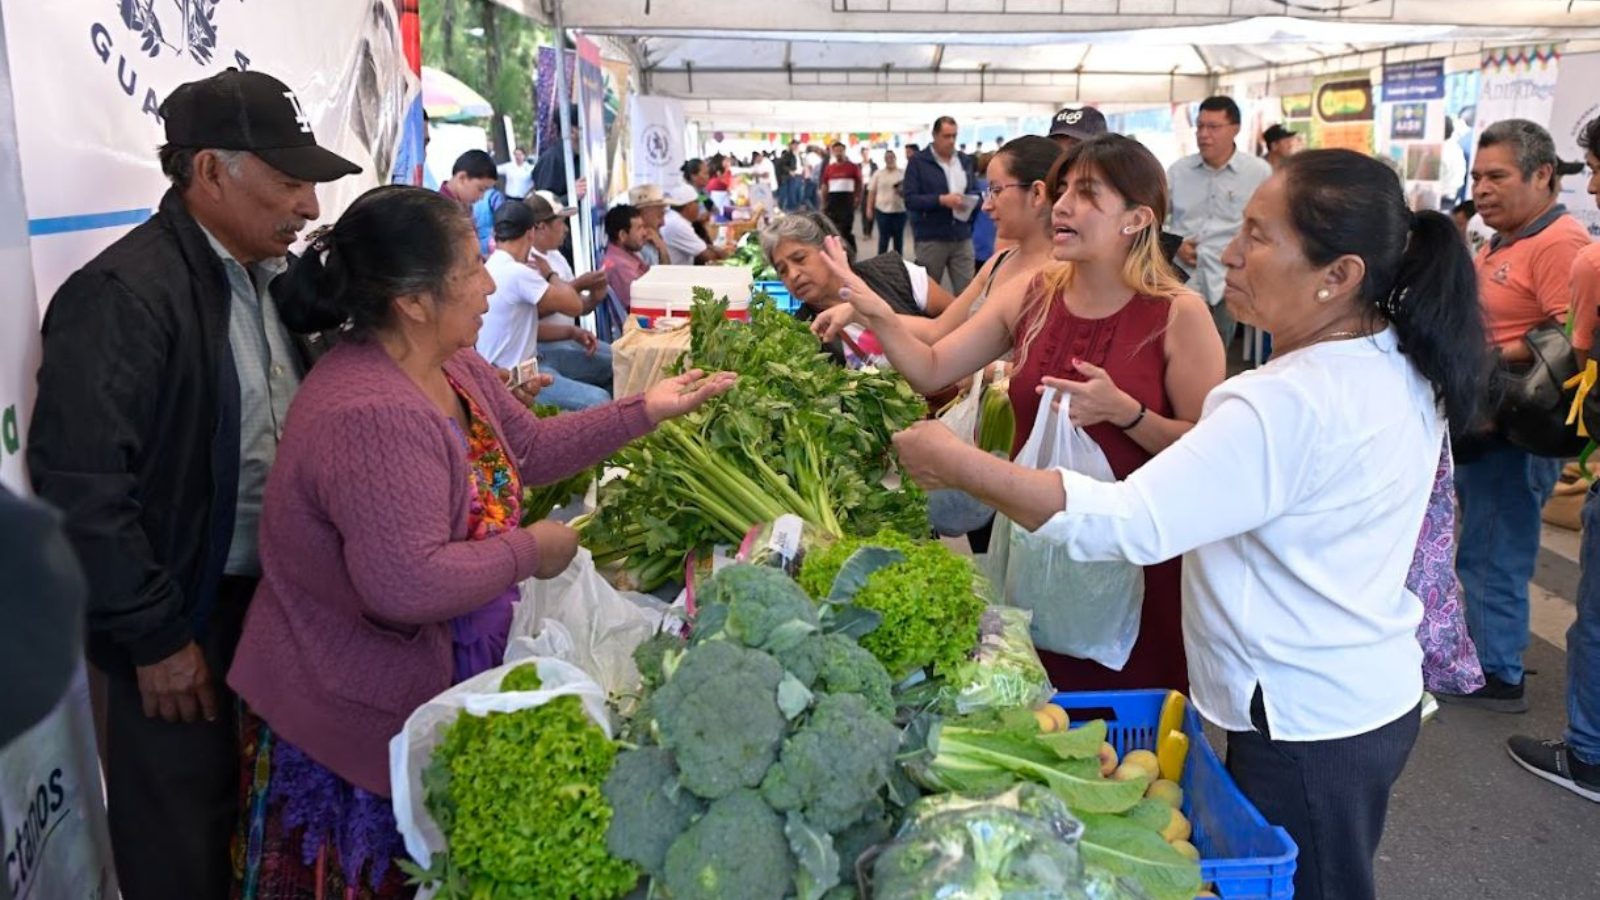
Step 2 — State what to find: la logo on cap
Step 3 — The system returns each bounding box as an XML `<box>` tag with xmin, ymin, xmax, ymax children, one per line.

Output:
<box><xmin>283</xmin><ymin>90</ymin><xmax>312</xmax><ymax>133</ymax></box>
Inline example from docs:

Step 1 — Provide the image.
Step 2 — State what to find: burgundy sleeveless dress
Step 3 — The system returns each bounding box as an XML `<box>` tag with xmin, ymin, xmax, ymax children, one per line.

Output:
<box><xmin>1008</xmin><ymin>284</ymin><xmax>1189</xmax><ymax>693</ymax></box>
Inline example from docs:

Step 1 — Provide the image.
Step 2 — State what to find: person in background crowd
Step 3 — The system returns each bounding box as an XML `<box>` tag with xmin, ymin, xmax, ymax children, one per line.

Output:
<box><xmin>804</xmin><ymin>144</ymin><xmax>827</xmax><ymax>210</ymax></box>
<box><xmin>1506</xmin><ymin>113</ymin><xmax>1600</xmax><ymax>803</ymax></box>
<box><xmin>1451</xmin><ymin>199</ymin><xmax>1478</xmax><ymax>243</ymax></box>
<box><xmin>521</xmin><ymin>190</ymin><xmax>616</xmax><ymax>408</ymax></box>
<box><xmin>971</xmin><ymin>150</ymin><xmax>998</xmax><ymax>268</ymax></box>
<box><xmin>1261</xmin><ymin>124</ymin><xmax>1303</xmax><ymax>170</ymax></box>
<box><xmin>1168</xmin><ymin>95</ymin><xmax>1274</xmax><ymax>350</ymax></box>
<box><xmin>1439</xmin><ymin>119</ymin><xmax>1592</xmax><ymax>714</ymax></box>
<box><xmin>891</xmin><ymin>148</ymin><xmax>1485</xmax><ymax>900</ymax></box>
<box><xmin>1441</xmin><ymin>116</ymin><xmax>1469</xmax><ymax>210</ymax></box>
<box><xmin>0</xmin><ymin>488</ymin><xmax>87</xmax><ymax>900</ymax></box>
<box><xmin>663</xmin><ymin>183</ymin><xmax>730</xmax><ymax>265</ymax></box>
<box><xmin>470</xmin><ymin>183</ymin><xmax>505</xmax><ymax>258</ymax></box>
<box><xmin>905</xmin><ymin>115</ymin><xmax>982</xmax><ymax>294</ymax></box>
<box><xmin>821</xmin><ymin>141</ymin><xmax>865</xmax><ymax>255</ymax></box>
<box><xmin>441</xmin><ymin>148</ymin><xmax>497</xmax><ymax>209</ymax></box>
<box><xmin>603</xmin><ymin>203</ymin><xmax>651</xmax><ymax>314</ymax></box>
<box><xmin>532</xmin><ymin>109</ymin><xmax>588</xmax><ymax>205</ymax></box>
<box><xmin>26</xmin><ymin>69</ymin><xmax>360</xmax><ymax>900</ymax></box>
<box><xmin>905</xmin><ymin>142</ymin><xmax>921</xmax><ymax>159</ymax></box>
<box><xmin>826</xmin><ymin>136</ymin><xmax>1222</xmax><ymax>680</ymax></box>
<box><xmin>867</xmin><ymin>148</ymin><xmax>908</xmax><ymax>255</ymax></box>
<box><xmin>707</xmin><ymin>155</ymin><xmax>734</xmax><ymax>194</ymax></box>
<box><xmin>627</xmin><ymin>183</ymin><xmax>674</xmax><ymax>266</ymax></box>
<box><xmin>858</xmin><ymin>145</ymin><xmax>880</xmax><ymax>239</ymax></box>
<box><xmin>777</xmin><ymin>139</ymin><xmax>802</xmax><ymax>210</ymax></box>
<box><xmin>682</xmin><ymin>157</ymin><xmax>710</xmax><ymax>196</ymax></box>
<box><xmin>1047</xmin><ymin>105</ymin><xmax>1108</xmax><ymax>150</ymax></box>
<box><xmin>227</xmin><ymin>185</ymin><xmax>733</xmax><ymax>897</ymax></box>
<box><xmin>476</xmin><ymin>198</ymin><xmax>606</xmax><ymax>411</ymax></box>
<box><xmin>498</xmin><ymin>146</ymin><xmax>535</xmax><ymax>200</ymax></box>
<box><xmin>752</xmin><ymin>150</ymin><xmax>778</xmax><ymax>193</ymax></box>
<box><xmin>761</xmin><ymin>211</ymin><xmax>952</xmax><ymax>367</ymax></box>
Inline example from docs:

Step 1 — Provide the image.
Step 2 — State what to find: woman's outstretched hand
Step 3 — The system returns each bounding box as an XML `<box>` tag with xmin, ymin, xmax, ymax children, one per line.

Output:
<box><xmin>643</xmin><ymin>368</ymin><xmax>738</xmax><ymax>424</ymax></box>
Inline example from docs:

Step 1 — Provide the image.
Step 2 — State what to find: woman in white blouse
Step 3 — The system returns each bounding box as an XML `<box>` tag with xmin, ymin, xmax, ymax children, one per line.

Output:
<box><xmin>891</xmin><ymin>149</ymin><xmax>1488</xmax><ymax>900</ymax></box>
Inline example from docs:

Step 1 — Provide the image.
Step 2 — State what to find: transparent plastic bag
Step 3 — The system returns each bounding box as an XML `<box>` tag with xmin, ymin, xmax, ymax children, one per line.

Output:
<box><xmin>928</xmin><ymin>373</ymin><xmax>999</xmax><ymax>536</ymax></box>
<box><xmin>506</xmin><ymin>548</ymin><xmax>667</xmax><ymax>704</ymax></box>
<box><xmin>1002</xmin><ymin>388</ymin><xmax>1143</xmax><ymax>670</ymax></box>
<box><xmin>388</xmin><ymin>657</ymin><xmax>609</xmax><ymax>889</ymax></box>
<box><xmin>939</xmin><ymin>606</ymin><xmax>1054</xmax><ymax>714</ymax></box>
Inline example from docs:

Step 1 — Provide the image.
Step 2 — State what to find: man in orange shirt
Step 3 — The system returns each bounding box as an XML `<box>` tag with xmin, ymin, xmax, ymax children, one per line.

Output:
<box><xmin>1506</xmin><ymin>116</ymin><xmax>1600</xmax><ymax>802</ymax></box>
<box><xmin>1443</xmin><ymin>119</ymin><xmax>1591</xmax><ymax>714</ymax></box>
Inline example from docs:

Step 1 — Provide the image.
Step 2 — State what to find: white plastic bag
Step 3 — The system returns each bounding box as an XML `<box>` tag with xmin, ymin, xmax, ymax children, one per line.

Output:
<box><xmin>388</xmin><ymin>657</ymin><xmax>610</xmax><ymax>886</ymax></box>
<box><xmin>1000</xmin><ymin>388</ymin><xmax>1143</xmax><ymax>670</ymax></box>
<box><xmin>928</xmin><ymin>372</ymin><xmax>998</xmax><ymax>536</ymax></box>
<box><xmin>506</xmin><ymin>547</ymin><xmax>669</xmax><ymax>701</ymax></box>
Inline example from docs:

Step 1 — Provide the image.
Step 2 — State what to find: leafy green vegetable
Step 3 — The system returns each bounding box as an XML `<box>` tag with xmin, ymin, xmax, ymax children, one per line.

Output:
<box><xmin>579</xmin><ymin>291</ymin><xmax>928</xmax><ymax>590</ymax></box>
<box><xmin>800</xmin><ymin>531</ymin><xmax>987</xmax><ymax>680</ymax></box>
<box><xmin>406</xmin><ymin>683</ymin><xmax>636</xmax><ymax>899</ymax></box>
<box><xmin>785</xmin><ymin>812</ymin><xmax>842</xmax><ymax>900</ymax></box>
<box><xmin>907</xmin><ymin>713</ymin><xmax>1148</xmax><ymax>814</ymax></box>
<box><xmin>1076</xmin><ymin>812</ymin><xmax>1204</xmax><ymax>900</ymax></box>
<box><xmin>938</xmin><ymin>605</ymin><xmax>1054</xmax><ymax>715</ymax></box>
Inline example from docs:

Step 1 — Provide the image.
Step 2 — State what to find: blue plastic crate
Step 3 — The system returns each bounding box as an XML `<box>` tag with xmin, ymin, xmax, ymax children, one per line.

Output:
<box><xmin>753</xmin><ymin>280</ymin><xmax>800</xmax><ymax>314</ymax></box>
<box><xmin>1053</xmin><ymin>690</ymin><xmax>1299</xmax><ymax>899</ymax></box>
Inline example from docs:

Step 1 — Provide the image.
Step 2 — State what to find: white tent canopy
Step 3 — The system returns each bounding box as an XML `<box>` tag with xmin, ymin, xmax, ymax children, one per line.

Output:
<box><xmin>495</xmin><ymin>0</ymin><xmax>1600</xmax><ymax>127</ymax></box>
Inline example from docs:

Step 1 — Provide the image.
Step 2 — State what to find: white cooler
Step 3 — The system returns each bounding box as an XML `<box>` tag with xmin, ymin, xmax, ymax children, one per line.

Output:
<box><xmin>629</xmin><ymin>265</ymin><xmax>752</xmax><ymax>325</ymax></box>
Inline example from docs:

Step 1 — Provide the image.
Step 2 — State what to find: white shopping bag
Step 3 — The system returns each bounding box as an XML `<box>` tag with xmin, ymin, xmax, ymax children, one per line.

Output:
<box><xmin>928</xmin><ymin>372</ymin><xmax>999</xmax><ymax>536</ymax></box>
<box><xmin>389</xmin><ymin>657</ymin><xmax>611</xmax><ymax>891</ymax></box>
<box><xmin>506</xmin><ymin>548</ymin><xmax>670</xmax><ymax>703</ymax></box>
<box><xmin>999</xmin><ymin>388</ymin><xmax>1144</xmax><ymax>670</ymax></box>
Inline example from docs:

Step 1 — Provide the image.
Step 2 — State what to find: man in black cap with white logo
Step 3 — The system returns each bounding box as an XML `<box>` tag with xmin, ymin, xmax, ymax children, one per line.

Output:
<box><xmin>27</xmin><ymin>68</ymin><xmax>360</xmax><ymax>900</ymax></box>
<box><xmin>1048</xmin><ymin>104</ymin><xmax>1108</xmax><ymax>149</ymax></box>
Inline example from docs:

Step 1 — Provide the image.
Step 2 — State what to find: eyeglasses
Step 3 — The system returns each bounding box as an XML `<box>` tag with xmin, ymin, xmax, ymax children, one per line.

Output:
<box><xmin>985</xmin><ymin>183</ymin><xmax>1028</xmax><ymax>199</ymax></box>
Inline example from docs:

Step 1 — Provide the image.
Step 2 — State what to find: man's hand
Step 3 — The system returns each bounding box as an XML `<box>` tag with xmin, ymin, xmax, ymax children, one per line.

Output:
<box><xmin>573</xmin><ymin>270</ymin><xmax>609</xmax><ymax>292</ymax></box>
<box><xmin>135</xmin><ymin>642</ymin><xmax>217</xmax><ymax>723</ymax></box>
<box><xmin>527</xmin><ymin>254</ymin><xmax>555</xmax><ymax>279</ymax></box>
<box><xmin>939</xmin><ymin>193</ymin><xmax>965</xmax><ymax>210</ymax></box>
<box><xmin>1177</xmin><ymin>239</ymin><xmax>1199</xmax><ymax>268</ymax></box>
<box><xmin>570</xmin><ymin>326</ymin><xmax>599</xmax><ymax>356</ymax></box>
<box><xmin>574</xmin><ymin>177</ymin><xmax>589</xmax><ymax>202</ymax></box>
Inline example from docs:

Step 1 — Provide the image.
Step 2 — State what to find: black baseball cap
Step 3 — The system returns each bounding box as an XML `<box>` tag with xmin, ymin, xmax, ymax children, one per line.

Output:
<box><xmin>1049</xmin><ymin>106</ymin><xmax>1107</xmax><ymax>141</ymax></box>
<box><xmin>1263</xmin><ymin>124</ymin><xmax>1298</xmax><ymax>147</ymax></box>
<box><xmin>159</xmin><ymin>69</ymin><xmax>361</xmax><ymax>183</ymax></box>
<box><xmin>493</xmin><ymin>199</ymin><xmax>538</xmax><ymax>239</ymax></box>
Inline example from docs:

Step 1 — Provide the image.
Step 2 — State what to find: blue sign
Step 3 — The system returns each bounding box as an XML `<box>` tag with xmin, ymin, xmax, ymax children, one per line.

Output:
<box><xmin>1383</xmin><ymin>59</ymin><xmax>1445</xmax><ymax>102</ymax></box>
<box><xmin>1391</xmin><ymin>103</ymin><xmax>1429</xmax><ymax>140</ymax></box>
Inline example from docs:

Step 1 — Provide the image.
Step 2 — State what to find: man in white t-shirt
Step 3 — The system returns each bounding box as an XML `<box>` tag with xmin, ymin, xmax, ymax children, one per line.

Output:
<box><xmin>522</xmin><ymin>191</ymin><xmax>615</xmax><ymax>409</ymax></box>
<box><xmin>498</xmin><ymin>147</ymin><xmax>536</xmax><ymax>199</ymax></box>
<box><xmin>662</xmin><ymin>184</ymin><xmax>729</xmax><ymax>265</ymax></box>
<box><xmin>477</xmin><ymin>198</ymin><xmax>609</xmax><ymax>410</ymax></box>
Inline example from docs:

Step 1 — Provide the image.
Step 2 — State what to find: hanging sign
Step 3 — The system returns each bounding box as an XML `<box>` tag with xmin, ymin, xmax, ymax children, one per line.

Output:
<box><xmin>1382</xmin><ymin>59</ymin><xmax>1445</xmax><ymax>102</ymax></box>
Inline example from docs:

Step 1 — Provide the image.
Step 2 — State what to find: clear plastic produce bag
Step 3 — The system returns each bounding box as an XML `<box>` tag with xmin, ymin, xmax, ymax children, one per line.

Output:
<box><xmin>997</xmin><ymin>388</ymin><xmax>1143</xmax><ymax>670</ymax></box>
<box><xmin>506</xmin><ymin>548</ymin><xmax>669</xmax><ymax>706</ymax></box>
<box><xmin>928</xmin><ymin>373</ymin><xmax>1000</xmax><ymax>536</ymax></box>
<box><xmin>388</xmin><ymin>657</ymin><xmax>610</xmax><ymax>896</ymax></box>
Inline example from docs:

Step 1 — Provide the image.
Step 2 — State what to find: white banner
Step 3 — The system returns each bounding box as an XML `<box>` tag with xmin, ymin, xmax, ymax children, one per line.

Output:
<box><xmin>0</xmin><ymin>0</ymin><xmax>420</xmax><ymax>310</ymax></box>
<box><xmin>1475</xmin><ymin>46</ymin><xmax>1560</xmax><ymax>157</ymax></box>
<box><xmin>1551</xmin><ymin>52</ymin><xmax>1600</xmax><ymax>238</ymax></box>
<box><xmin>628</xmin><ymin>94</ymin><xmax>686</xmax><ymax>189</ymax></box>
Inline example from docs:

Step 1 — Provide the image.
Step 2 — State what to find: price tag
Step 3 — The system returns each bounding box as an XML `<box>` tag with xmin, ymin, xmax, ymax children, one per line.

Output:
<box><xmin>766</xmin><ymin>514</ymin><xmax>805</xmax><ymax>567</ymax></box>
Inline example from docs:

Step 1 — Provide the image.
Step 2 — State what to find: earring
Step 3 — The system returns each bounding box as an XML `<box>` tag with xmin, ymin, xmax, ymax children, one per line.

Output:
<box><xmin>1122</xmin><ymin>226</ymin><xmax>1137</xmax><ymax>235</ymax></box>
<box><xmin>1315</xmin><ymin>288</ymin><xmax>1332</xmax><ymax>302</ymax></box>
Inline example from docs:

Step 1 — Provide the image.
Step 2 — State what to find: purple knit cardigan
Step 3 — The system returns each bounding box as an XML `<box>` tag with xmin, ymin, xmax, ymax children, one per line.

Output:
<box><xmin>228</xmin><ymin>339</ymin><xmax>653</xmax><ymax>795</ymax></box>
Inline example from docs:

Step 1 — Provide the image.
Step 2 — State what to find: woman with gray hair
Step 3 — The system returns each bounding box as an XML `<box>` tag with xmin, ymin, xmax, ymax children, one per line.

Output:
<box><xmin>760</xmin><ymin>211</ymin><xmax>954</xmax><ymax>366</ymax></box>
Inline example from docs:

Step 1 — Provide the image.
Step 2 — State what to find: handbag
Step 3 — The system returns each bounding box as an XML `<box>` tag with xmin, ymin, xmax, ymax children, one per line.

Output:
<box><xmin>1409</xmin><ymin>436</ymin><xmax>1485</xmax><ymax>695</ymax></box>
<box><xmin>996</xmin><ymin>388</ymin><xmax>1144</xmax><ymax>670</ymax></box>
<box><xmin>1496</xmin><ymin>323</ymin><xmax>1588</xmax><ymax>458</ymax></box>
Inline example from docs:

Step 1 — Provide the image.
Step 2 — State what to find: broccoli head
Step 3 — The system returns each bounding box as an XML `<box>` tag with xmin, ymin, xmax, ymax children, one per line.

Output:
<box><xmin>695</xmin><ymin>564</ymin><xmax>820</xmax><ymax>650</ymax></box>
<box><xmin>760</xmin><ymin>692</ymin><xmax>900</xmax><ymax>832</ymax></box>
<box><xmin>661</xmin><ymin>788</ymin><xmax>795</xmax><ymax>900</ymax></box>
<box><xmin>651</xmin><ymin>640</ymin><xmax>787</xmax><ymax>800</ymax></box>
<box><xmin>776</xmin><ymin>633</ymin><xmax>895</xmax><ymax>718</ymax></box>
<box><xmin>633</xmin><ymin>629</ymin><xmax>687</xmax><ymax>691</ymax></box>
<box><xmin>602</xmin><ymin>746</ymin><xmax>704</xmax><ymax>879</ymax></box>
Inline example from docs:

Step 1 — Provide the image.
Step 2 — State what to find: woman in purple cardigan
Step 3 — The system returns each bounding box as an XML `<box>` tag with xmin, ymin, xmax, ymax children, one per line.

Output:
<box><xmin>226</xmin><ymin>186</ymin><xmax>732</xmax><ymax>897</ymax></box>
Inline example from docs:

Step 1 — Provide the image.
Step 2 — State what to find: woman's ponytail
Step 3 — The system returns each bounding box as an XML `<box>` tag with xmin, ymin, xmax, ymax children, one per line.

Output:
<box><xmin>277</xmin><ymin>230</ymin><xmax>351</xmax><ymax>334</ymax></box>
<box><xmin>1384</xmin><ymin>209</ymin><xmax>1489</xmax><ymax>440</ymax></box>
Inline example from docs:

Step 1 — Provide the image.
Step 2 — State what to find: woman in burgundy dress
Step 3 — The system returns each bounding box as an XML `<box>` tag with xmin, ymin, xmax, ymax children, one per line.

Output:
<box><xmin>818</xmin><ymin>134</ymin><xmax>1223</xmax><ymax>692</ymax></box>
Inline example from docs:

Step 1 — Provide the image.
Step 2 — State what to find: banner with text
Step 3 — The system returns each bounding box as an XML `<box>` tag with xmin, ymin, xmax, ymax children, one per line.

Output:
<box><xmin>1476</xmin><ymin>45</ymin><xmax>1560</xmax><ymax>155</ymax></box>
<box><xmin>0</xmin><ymin>0</ymin><xmax>422</xmax><ymax>309</ymax></box>
<box><xmin>1310</xmin><ymin>71</ymin><xmax>1375</xmax><ymax>154</ymax></box>
<box><xmin>629</xmin><ymin>94</ymin><xmax>687</xmax><ymax>190</ymax></box>
<box><xmin>1551</xmin><ymin>51</ymin><xmax>1600</xmax><ymax>237</ymax></box>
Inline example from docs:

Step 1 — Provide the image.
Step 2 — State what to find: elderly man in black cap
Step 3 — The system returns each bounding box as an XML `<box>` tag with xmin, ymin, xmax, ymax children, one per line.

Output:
<box><xmin>27</xmin><ymin>69</ymin><xmax>360</xmax><ymax>900</ymax></box>
<box><xmin>1262</xmin><ymin>123</ymin><xmax>1303</xmax><ymax>170</ymax></box>
<box><xmin>1048</xmin><ymin>104</ymin><xmax>1108</xmax><ymax>148</ymax></box>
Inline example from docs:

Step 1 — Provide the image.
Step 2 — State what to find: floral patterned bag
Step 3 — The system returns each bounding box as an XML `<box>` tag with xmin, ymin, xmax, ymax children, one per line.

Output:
<box><xmin>1409</xmin><ymin>436</ymin><xmax>1485</xmax><ymax>695</ymax></box>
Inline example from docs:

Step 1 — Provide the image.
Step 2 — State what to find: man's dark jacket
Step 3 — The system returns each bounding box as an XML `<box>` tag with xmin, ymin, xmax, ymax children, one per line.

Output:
<box><xmin>28</xmin><ymin>188</ymin><xmax>321</xmax><ymax>674</ymax></box>
<box><xmin>902</xmin><ymin>148</ymin><xmax>980</xmax><ymax>243</ymax></box>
